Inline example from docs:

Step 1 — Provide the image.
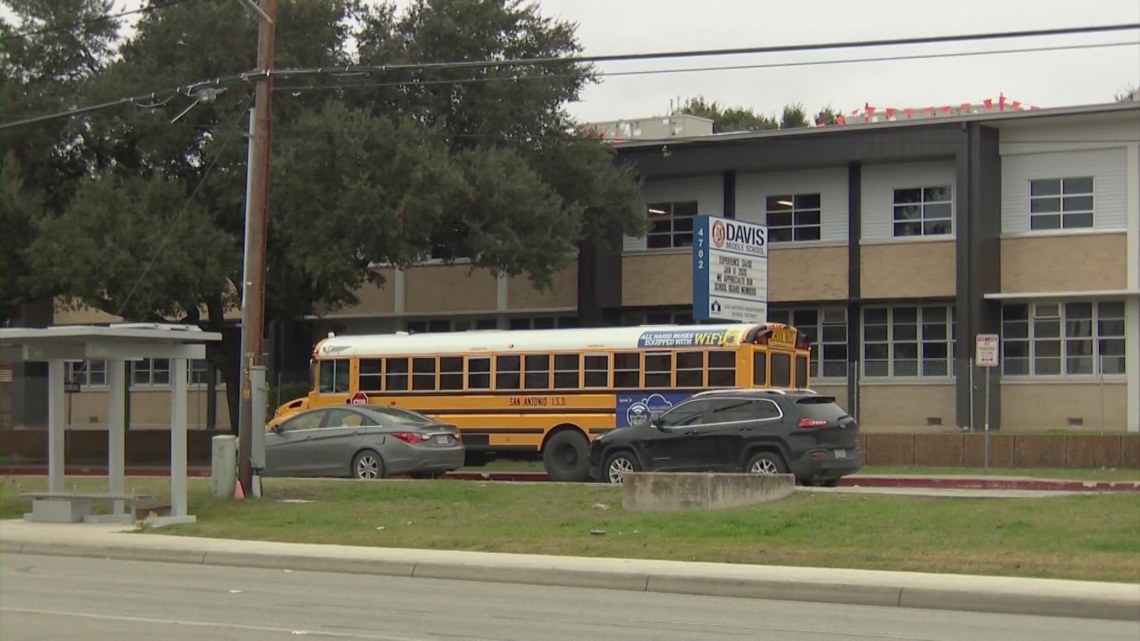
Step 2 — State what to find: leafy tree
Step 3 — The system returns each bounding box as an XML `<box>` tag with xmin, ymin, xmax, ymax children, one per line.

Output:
<box><xmin>1116</xmin><ymin>84</ymin><xmax>1138</xmax><ymax>102</ymax></box>
<box><xmin>779</xmin><ymin>102</ymin><xmax>809</xmax><ymax>129</ymax></box>
<box><xmin>673</xmin><ymin>96</ymin><xmax>777</xmax><ymax>133</ymax></box>
<box><xmin>813</xmin><ymin>104</ymin><xmax>840</xmax><ymax>126</ymax></box>
<box><xmin>21</xmin><ymin>0</ymin><xmax>645</xmax><ymax>429</ymax></box>
<box><xmin>0</xmin><ymin>0</ymin><xmax>122</xmax><ymax>325</ymax></box>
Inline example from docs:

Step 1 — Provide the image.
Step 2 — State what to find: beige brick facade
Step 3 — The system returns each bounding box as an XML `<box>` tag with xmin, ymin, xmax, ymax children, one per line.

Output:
<box><xmin>1002</xmin><ymin>383</ymin><xmax>1126</xmax><ymax>432</ymax></box>
<box><xmin>1000</xmin><ymin>233</ymin><xmax>1127</xmax><ymax>292</ymax></box>
<box><xmin>769</xmin><ymin>246</ymin><xmax>848</xmax><ymax>302</ymax></box>
<box><xmin>404</xmin><ymin>264</ymin><xmax>498</xmax><ymax>313</ymax></box>
<box><xmin>860</xmin><ymin>241</ymin><xmax>957</xmax><ymax>299</ymax></box>
<box><xmin>857</xmin><ymin>384</ymin><xmax>957</xmax><ymax>429</ymax></box>
<box><xmin>621</xmin><ymin>252</ymin><xmax>691</xmax><ymax>307</ymax></box>
<box><xmin>507</xmin><ymin>265</ymin><xmax>577</xmax><ymax>310</ymax></box>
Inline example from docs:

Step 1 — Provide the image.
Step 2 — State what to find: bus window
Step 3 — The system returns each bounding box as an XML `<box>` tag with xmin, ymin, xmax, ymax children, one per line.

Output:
<box><xmin>770</xmin><ymin>353</ymin><xmax>792</xmax><ymax>388</ymax></box>
<box><xmin>553</xmin><ymin>354</ymin><xmax>579</xmax><ymax>389</ymax></box>
<box><xmin>795</xmin><ymin>355</ymin><xmax>808</xmax><ymax>388</ymax></box>
<box><xmin>675</xmin><ymin>351</ymin><xmax>704</xmax><ymax>388</ymax></box>
<box><xmin>495</xmin><ymin>355</ymin><xmax>521</xmax><ymax>389</ymax></box>
<box><xmin>708</xmin><ymin>351</ymin><xmax>736</xmax><ymax>387</ymax></box>
<box><xmin>386</xmin><ymin>358</ymin><xmax>409</xmax><ymax>391</ymax></box>
<box><xmin>440</xmin><ymin>357</ymin><xmax>464</xmax><ymax>390</ymax></box>
<box><xmin>752</xmin><ymin>352</ymin><xmax>767</xmax><ymax>386</ymax></box>
<box><xmin>613</xmin><ymin>352</ymin><xmax>640</xmax><ymax>388</ymax></box>
<box><xmin>412</xmin><ymin>357</ymin><xmax>437</xmax><ymax>391</ymax></box>
<box><xmin>467</xmin><ymin>356</ymin><xmax>491</xmax><ymax>389</ymax></box>
<box><xmin>524</xmin><ymin>354</ymin><xmax>551</xmax><ymax>389</ymax></box>
<box><xmin>318</xmin><ymin>359</ymin><xmax>350</xmax><ymax>394</ymax></box>
<box><xmin>644</xmin><ymin>352</ymin><xmax>672</xmax><ymax>388</ymax></box>
<box><xmin>583</xmin><ymin>354</ymin><xmax>610</xmax><ymax>388</ymax></box>
<box><xmin>359</xmin><ymin>359</ymin><xmax>383</xmax><ymax>392</ymax></box>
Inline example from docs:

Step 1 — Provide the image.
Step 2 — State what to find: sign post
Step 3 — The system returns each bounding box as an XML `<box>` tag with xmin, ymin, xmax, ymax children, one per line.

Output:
<box><xmin>974</xmin><ymin>334</ymin><xmax>1000</xmax><ymax>474</ymax></box>
<box><xmin>691</xmin><ymin>215</ymin><xmax>769</xmax><ymax>324</ymax></box>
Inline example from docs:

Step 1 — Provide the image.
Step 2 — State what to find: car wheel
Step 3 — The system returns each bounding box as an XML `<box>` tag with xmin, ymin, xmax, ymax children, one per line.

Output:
<box><xmin>352</xmin><ymin>449</ymin><xmax>385</xmax><ymax>480</ymax></box>
<box><xmin>744</xmin><ymin>451</ymin><xmax>787</xmax><ymax>476</ymax></box>
<box><xmin>542</xmin><ymin>430</ymin><xmax>590</xmax><ymax>482</ymax></box>
<box><xmin>603</xmin><ymin>451</ymin><xmax>640</xmax><ymax>484</ymax></box>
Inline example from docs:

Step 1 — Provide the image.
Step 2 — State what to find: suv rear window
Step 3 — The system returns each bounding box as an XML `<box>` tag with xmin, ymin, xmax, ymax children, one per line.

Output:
<box><xmin>795</xmin><ymin>396</ymin><xmax>849</xmax><ymax>421</ymax></box>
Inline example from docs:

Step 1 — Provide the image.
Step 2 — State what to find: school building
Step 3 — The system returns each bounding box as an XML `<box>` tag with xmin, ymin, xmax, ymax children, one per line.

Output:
<box><xmin>7</xmin><ymin>99</ymin><xmax>1138</xmax><ymax>433</ymax></box>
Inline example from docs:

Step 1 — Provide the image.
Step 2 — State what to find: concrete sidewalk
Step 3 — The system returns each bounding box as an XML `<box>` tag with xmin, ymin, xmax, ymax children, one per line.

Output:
<box><xmin>2</xmin><ymin>519</ymin><xmax>1137</xmax><ymax>622</ymax></box>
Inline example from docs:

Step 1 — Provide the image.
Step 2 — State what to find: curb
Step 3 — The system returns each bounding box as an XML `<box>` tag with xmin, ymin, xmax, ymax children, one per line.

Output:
<box><xmin>2</xmin><ymin>534</ymin><xmax>1137</xmax><ymax>622</ymax></box>
<box><xmin>2</xmin><ymin>466</ymin><xmax>1138</xmax><ymax>491</ymax></box>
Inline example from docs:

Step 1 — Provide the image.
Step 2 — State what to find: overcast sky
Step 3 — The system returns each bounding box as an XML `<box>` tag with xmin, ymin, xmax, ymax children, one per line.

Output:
<box><xmin>519</xmin><ymin>0</ymin><xmax>1140</xmax><ymax>122</ymax></box>
<box><xmin>65</xmin><ymin>0</ymin><xmax>1140</xmax><ymax>123</ymax></box>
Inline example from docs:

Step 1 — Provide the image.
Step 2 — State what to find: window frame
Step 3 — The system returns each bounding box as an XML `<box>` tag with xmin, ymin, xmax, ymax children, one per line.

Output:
<box><xmin>861</xmin><ymin>304</ymin><xmax>957</xmax><ymax>379</ymax></box>
<box><xmin>891</xmin><ymin>185</ymin><xmax>954</xmax><ymax>238</ymax></box>
<box><xmin>1028</xmin><ymin>176</ymin><xmax>1095</xmax><ymax>232</ymax></box>
<box><xmin>1001</xmin><ymin>301</ymin><xmax>1126</xmax><ymax>377</ymax></box>
<box><xmin>767</xmin><ymin>307</ymin><xmax>847</xmax><ymax>379</ymax></box>
<box><xmin>644</xmin><ymin>200</ymin><xmax>699</xmax><ymax>250</ymax></box>
<box><xmin>765</xmin><ymin>193</ymin><xmax>823</xmax><ymax>244</ymax></box>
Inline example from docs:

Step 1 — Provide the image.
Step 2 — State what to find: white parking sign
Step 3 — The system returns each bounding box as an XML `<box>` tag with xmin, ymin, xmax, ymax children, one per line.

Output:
<box><xmin>975</xmin><ymin>334</ymin><xmax>1000</xmax><ymax>368</ymax></box>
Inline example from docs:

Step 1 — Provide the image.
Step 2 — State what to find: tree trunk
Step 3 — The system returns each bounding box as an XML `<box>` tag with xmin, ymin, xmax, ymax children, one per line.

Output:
<box><xmin>206</xmin><ymin>297</ymin><xmax>242</xmax><ymax>434</ymax></box>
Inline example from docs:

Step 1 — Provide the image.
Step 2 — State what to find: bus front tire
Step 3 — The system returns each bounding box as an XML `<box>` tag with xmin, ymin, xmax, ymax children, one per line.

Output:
<box><xmin>542</xmin><ymin>430</ymin><xmax>590</xmax><ymax>482</ymax></box>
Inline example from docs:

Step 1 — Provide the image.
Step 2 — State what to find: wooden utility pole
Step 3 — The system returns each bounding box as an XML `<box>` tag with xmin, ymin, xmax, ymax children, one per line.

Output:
<box><xmin>238</xmin><ymin>0</ymin><xmax>277</xmax><ymax>495</ymax></box>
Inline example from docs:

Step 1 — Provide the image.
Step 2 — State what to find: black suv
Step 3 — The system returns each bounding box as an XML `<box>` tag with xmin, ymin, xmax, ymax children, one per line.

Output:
<box><xmin>588</xmin><ymin>388</ymin><xmax>861</xmax><ymax>486</ymax></box>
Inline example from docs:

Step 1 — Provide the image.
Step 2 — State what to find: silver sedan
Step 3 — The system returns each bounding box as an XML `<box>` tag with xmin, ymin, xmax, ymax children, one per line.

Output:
<box><xmin>263</xmin><ymin>405</ymin><xmax>465</xmax><ymax>479</ymax></box>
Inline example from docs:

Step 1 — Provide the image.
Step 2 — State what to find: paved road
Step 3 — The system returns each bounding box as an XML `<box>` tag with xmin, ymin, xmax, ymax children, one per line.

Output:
<box><xmin>2</xmin><ymin>554</ymin><xmax>1136</xmax><ymax>641</ymax></box>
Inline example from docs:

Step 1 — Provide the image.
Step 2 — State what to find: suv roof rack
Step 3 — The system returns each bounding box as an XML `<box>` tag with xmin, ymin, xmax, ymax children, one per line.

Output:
<box><xmin>692</xmin><ymin>387</ymin><xmax>820</xmax><ymax>398</ymax></box>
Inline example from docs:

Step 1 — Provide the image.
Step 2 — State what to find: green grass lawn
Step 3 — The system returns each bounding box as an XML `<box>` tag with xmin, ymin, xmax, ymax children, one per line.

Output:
<box><xmin>461</xmin><ymin>459</ymin><xmax>1140</xmax><ymax>481</ymax></box>
<box><xmin>3</xmin><ymin>475</ymin><xmax>1138</xmax><ymax>583</ymax></box>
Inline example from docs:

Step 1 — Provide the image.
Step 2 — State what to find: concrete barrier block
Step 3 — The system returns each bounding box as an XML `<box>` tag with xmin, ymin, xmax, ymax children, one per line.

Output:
<box><xmin>621</xmin><ymin>472</ymin><xmax>795</xmax><ymax>512</ymax></box>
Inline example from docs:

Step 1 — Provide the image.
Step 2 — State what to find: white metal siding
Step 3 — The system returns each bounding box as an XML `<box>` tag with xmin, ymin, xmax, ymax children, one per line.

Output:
<box><xmin>624</xmin><ymin>174</ymin><xmax>724</xmax><ymax>252</ymax></box>
<box><xmin>1000</xmin><ymin>147</ymin><xmax>1128</xmax><ymax>234</ymax></box>
<box><xmin>859</xmin><ymin>161</ymin><xmax>958</xmax><ymax>242</ymax></box>
<box><xmin>735</xmin><ymin>167</ymin><xmax>849</xmax><ymax>243</ymax></box>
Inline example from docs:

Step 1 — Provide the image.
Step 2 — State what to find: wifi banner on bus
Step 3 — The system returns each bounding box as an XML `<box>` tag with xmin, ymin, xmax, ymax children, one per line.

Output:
<box><xmin>637</xmin><ymin>328</ymin><xmax>744</xmax><ymax>348</ymax></box>
<box><xmin>691</xmin><ymin>214</ymin><xmax>769</xmax><ymax>325</ymax></box>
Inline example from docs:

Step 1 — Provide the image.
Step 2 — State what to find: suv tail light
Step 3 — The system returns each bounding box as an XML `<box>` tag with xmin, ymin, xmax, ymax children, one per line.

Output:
<box><xmin>392</xmin><ymin>432</ymin><xmax>429</xmax><ymax>443</ymax></box>
<box><xmin>797</xmin><ymin>418</ymin><xmax>828</xmax><ymax>429</ymax></box>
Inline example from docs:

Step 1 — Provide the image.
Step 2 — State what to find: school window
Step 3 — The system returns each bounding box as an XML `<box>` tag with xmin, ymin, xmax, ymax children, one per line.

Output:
<box><xmin>553</xmin><ymin>354</ymin><xmax>579</xmax><ymax>389</ymax></box>
<box><xmin>675</xmin><ymin>351</ymin><xmax>704</xmax><ymax>387</ymax></box>
<box><xmin>508</xmin><ymin>316</ymin><xmax>579</xmax><ymax>330</ymax></box>
<box><xmin>765</xmin><ymin>194</ymin><xmax>822</xmax><ymax>243</ymax></box>
<box><xmin>708</xmin><ymin>350</ymin><xmax>736</xmax><ymax>386</ymax></box>
<box><xmin>524</xmin><ymin>354</ymin><xmax>551</xmax><ymax>389</ymax></box>
<box><xmin>643</xmin><ymin>352</ymin><xmax>672</xmax><ymax>387</ymax></box>
<box><xmin>768</xmin><ymin>307</ymin><xmax>847</xmax><ymax>378</ymax></box>
<box><xmin>645</xmin><ymin>201</ymin><xmax>698</xmax><ymax>249</ymax></box>
<box><xmin>862</xmin><ymin>305</ymin><xmax>956</xmax><ymax>378</ymax></box>
<box><xmin>582</xmin><ymin>354</ymin><xmax>610</xmax><ymax>388</ymax></box>
<box><xmin>411</xmin><ymin>357</ymin><xmax>437</xmax><ymax>391</ymax></box>
<box><xmin>621</xmin><ymin>308</ymin><xmax>694</xmax><ymax>326</ymax></box>
<box><xmin>385</xmin><ymin>358</ymin><xmax>409</xmax><ymax>391</ymax></box>
<box><xmin>132</xmin><ymin>358</ymin><xmax>170</xmax><ymax>387</ymax></box>
<box><xmin>467</xmin><ymin>356</ymin><xmax>491</xmax><ymax>389</ymax></box>
<box><xmin>1028</xmin><ymin>177</ymin><xmax>1094</xmax><ymax>230</ymax></box>
<box><xmin>439</xmin><ymin>357</ymin><xmax>464</xmax><ymax>390</ymax></box>
<box><xmin>318</xmin><ymin>359</ymin><xmax>351</xmax><ymax>393</ymax></box>
<box><xmin>613</xmin><ymin>352</ymin><xmax>640</xmax><ymax>388</ymax></box>
<box><xmin>359</xmin><ymin>359</ymin><xmax>383</xmax><ymax>392</ymax></box>
<box><xmin>495</xmin><ymin>355</ymin><xmax>521</xmax><ymax>389</ymax></box>
<box><xmin>1001</xmin><ymin>301</ymin><xmax>1125</xmax><ymax>376</ymax></box>
<box><xmin>406</xmin><ymin>318</ymin><xmax>497</xmax><ymax>333</ymax></box>
<box><xmin>66</xmin><ymin>360</ymin><xmax>107</xmax><ymax>387</ymax></box>
<box><xmin>892</xmin><ymin>186</ymin><xmax>953</xmax><ymax>237</ymax></box>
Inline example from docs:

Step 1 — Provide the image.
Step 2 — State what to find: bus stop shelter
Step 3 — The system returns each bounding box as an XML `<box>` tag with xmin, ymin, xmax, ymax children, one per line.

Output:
<box><xmin>0</xmin><ymin>323</ymin><xmax>221</xmax><ymax>526</ymax></box>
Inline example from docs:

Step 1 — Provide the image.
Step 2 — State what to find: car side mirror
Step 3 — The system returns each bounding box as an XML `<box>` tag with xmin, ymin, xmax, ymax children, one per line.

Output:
<box><xmin>650</xmin><ymin>412</ymin><xmax>665</xmax><ymax>430</ymax></box>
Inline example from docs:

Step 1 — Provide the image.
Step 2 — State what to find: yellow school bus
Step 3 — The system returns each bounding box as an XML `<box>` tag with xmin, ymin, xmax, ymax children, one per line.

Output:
<box><xmin>271</xmin><ymin>322</ymin><xmax>812</xmax><ymax>481</ymax></box>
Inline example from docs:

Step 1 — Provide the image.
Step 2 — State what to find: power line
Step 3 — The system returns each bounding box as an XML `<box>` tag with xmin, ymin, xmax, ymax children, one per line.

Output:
<box><xmin>7</xmin><ymin>0</ymin><xmax>201</xmax><ymax>39</ymax></box>
<box><xmin>256</xmin><ymin>22</ymin><xmax>1140</xmax><ymax>80</ymax></box>
<box><xmin>270</xmin><ymin>41</ymin><xmax>1140</xmax><ymax>94</ymax></box>
<box><xmin>3</xmin><ymin>23</ymin><xmax>1137</xmax><ymax>130</ymax></box>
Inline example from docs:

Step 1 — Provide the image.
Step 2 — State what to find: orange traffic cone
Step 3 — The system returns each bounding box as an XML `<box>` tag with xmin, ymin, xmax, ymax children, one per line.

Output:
<box><xmin>234</xmin><ymin>479</ymin><xmax>245</xmax><ymax>500</ymax></box>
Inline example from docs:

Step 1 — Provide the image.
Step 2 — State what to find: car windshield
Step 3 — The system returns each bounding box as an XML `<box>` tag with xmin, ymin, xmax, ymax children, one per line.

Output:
<box><xmin>360</xmin><ymin>406</ymin><xmax>435</xmax><ymax>425</ymax></box>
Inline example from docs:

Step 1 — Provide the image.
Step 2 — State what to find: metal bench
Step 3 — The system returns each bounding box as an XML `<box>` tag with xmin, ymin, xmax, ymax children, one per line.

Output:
<box><xmin>21</xmin><ymin>491</ymin><xmax>157</xmax><ymax>524</ymax></box>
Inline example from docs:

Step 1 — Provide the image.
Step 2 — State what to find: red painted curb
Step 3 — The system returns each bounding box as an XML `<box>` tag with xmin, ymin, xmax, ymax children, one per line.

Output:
<box><xmin>2</xmin><ymin>466</ymin><xmax>1137</xmax><ymax>491</ymax></box>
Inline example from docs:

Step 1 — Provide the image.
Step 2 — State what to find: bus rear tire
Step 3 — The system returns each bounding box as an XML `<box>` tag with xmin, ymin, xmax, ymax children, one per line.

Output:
<box><xmin>543</xmin><ymin>430</ymin><xmax>590</xmax><ymax>482</ymax></box>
